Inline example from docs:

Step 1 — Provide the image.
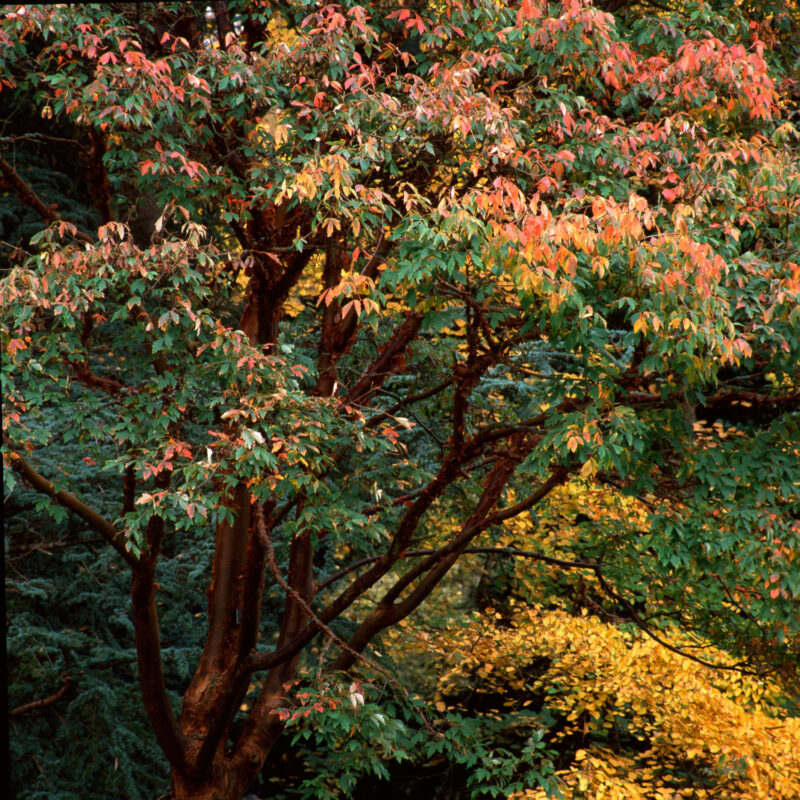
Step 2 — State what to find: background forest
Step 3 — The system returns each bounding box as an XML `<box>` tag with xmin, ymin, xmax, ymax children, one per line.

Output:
<box><xmin>2</xmin><ymin>2</ymin><xmax>800</xmax><ymax>799</ymax></box>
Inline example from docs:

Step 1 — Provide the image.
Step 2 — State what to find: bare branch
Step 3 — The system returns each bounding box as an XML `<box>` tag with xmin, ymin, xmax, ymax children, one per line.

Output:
<box><xmin>315</xmin><ymin>545</ymin><xmax>598</xmax><ymax>595</ymax></box>
<box><xmin>328</xmin><ymin>448</ymin><xmax>558</xmax><ymax>671</ymax></box>
<box><xmin>255</xmin><ymin>504</ymin><xmax>401</xmax><ymax>688</ymax></box>
<box><xmin>345</xmin><ymin>310</ymin><xmax>424</xmax><ymax>405</ymax></box>
<box><xmin>365</xmin><ymin>376</ymin><xmax>454</xmax><ymax>428</ymax></box>
<box><xmin>381</xmin><ymin>463</ymin><xmax>566</xmax><ymax>611</ymax></box>
<box><xmin>593</xmin><ymin>569</ymin><xmax>757</xmax><ymax>674</ymax></box>
<box><xmin>245</xmin><ymin>452</ymin><xmax>468</xmax><ymax>674</ymax></box>
<box><xmin>11</xmin><ymin>677</ymin><xmax>71</xmax><ymax>717</ymax></box>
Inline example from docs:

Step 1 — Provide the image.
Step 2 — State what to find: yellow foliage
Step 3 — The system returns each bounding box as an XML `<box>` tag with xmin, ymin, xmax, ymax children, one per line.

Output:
<box><xmin>425</xmin><ymin>606</ymin><xmax>800</xmax><ymax>799</ymax></box>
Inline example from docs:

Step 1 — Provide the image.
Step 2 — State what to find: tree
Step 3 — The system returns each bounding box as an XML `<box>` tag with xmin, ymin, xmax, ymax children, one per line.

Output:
<box><xmin>2</xmin><ymin>2</ymin><xmax>799</xmax><ymax>798</ymax></box>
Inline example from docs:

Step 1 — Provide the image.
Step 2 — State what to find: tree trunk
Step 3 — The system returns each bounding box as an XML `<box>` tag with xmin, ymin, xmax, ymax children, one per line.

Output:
<box><xmin>171</xmin><ymin>762</ymin><xmax>248</xmax><ymax>800</ymax></box>
<box><xmin>170</xmin><ymin>704</ymin><xmax>285</xmax><ymax>800</ymax></box>
<box><xmin>172</xmin><ymin>768</ymin><xmax>235</xmax><ymax>800</ymax></box>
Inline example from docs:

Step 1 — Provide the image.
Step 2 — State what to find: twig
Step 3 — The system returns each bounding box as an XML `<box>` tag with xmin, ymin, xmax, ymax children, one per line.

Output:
<box><xmin>0</xmin><ymin>133</ymin><xmax>86</xmax><ymax>149</ymax></box>
<box><xmin>364</xmin><ymin>376</ymin><xmax>454</xmax><ymax>429</ymax></box>
<box><xmin>314</xmin><ymin>545</ymin><xmax>599</xmax><ymax>595</ymax></box>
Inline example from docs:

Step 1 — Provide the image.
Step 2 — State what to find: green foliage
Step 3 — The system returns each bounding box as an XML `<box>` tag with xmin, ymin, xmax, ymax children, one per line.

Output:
<box><xmin>7</xmin><ymin>486</ymin><xmax>187</xmax><ymax>798</ymax></box>
<box><xmin>1</xmin><ymin>93</ymin><xmax>102</xmax><ymax>273</ymax></box>
<box><xmin>255</xmin><ymin>673</ymin><xmax>556</xmax><ymax>800</ymax></box>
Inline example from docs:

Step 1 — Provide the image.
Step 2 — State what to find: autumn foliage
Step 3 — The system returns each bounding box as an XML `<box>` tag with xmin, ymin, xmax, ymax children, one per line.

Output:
<box><xmin>424</xmin><ymin>603</ymin><xmax>800</xmax><ymax>799</ymax></box>
<box><xmin>2</xmin><ymin>1</ymin><xmax>799</xmax><ymax>799</ymax></box>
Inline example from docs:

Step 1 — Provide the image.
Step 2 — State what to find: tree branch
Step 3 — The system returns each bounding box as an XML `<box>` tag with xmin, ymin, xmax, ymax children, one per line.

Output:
<box><xmin>385</xmin><ymin>461</ymin><xmax>565</xmax><ymax>610</ymax></box>
<box><xmin>244</xmin><ymin>450</ymin><xmax>468</xmax><ymax>674</ymax></box>
<box><xmin>238</xmin><ymin>500</ymin><xmax>274</xmax><ymax>663</ymax></box>
<box><xmin>4</xmin><ymin>444</ymin><xmax>138</xmax><ymax>569</ymax></box>
<box><xmin>255</xmin><ymin>504</ymin><xmax>400</xmax><ymax>685</ymax></box>
<box><xmin>329</xmin><ymin>450</ymin><xmax>566</xmax><ymax>671</ymax></box>
<box><xmin>594</xmin><ymin>568</ymin><xmax>757</xmax><ymax>674</ymax></box>
<box><xmin>314</xmin><ymin>534</ymin><xmax>593</xmax><ymax>595</ymax></box>
<box><xmin>0</xmin><ymin>153</ymin><xmax>93</xmax><ymax>244</ymax></box>
<box><xmin>131</xmin><ymin>509</ymin><xmax>191</xmax><ymax>771</ymax></box>
<box><xmin>10</xmin><ymin>677</ymin><xmax>71</xmax><ymax>717</ymax></box>
<box><xmin>345</xmin><ymin>310</ymin><xmax>424</xmax><ymax>405</ymax></box>
<box><xmin>365</xmin><ymin>376</ymin><xmax>454</xmax><ymax>428</ymax></box>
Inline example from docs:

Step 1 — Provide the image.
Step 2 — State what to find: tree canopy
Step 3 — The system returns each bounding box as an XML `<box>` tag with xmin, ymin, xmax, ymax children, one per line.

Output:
<box><xmin>2</xmin><ymin>2</ymin><xmax>799</xmax><ymax>799</ymax></box>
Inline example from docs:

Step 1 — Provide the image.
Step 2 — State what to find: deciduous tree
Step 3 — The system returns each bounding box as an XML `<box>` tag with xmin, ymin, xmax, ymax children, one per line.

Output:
<box><xmin>2</xmin><ymin>2</ymin><xmax>799</xmax><ymax>798</ymax></box>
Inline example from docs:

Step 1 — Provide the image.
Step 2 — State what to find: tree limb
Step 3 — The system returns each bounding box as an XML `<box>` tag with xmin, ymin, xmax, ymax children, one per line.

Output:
<box><xmin>131</xmin><ymin>510</ymin><xmax>191</xmax><ymax>771</ymax></box>
<box><xmin>345</xmin><ymin>310</ymin><xmax>424</xmax><ymax>405</ymax></box>
<box><xmin>10</xmin><ymin>677</ymin><xmax>71</xmax><ymax>717</ymax></box>
<box><xmin>0</xmin><ymin>153</ymin><xmax>93</xmax><ymax>244</ymax></box>
<box><xmin>329</xmin><ymin>450</ymin><xmax>566</xmax><ymax>671</ymax></box>
<box><xmin>256</xmin><ymin>504</ymin><xmax>400</xmax><ymax>686</ymax></box>
<box><xmin>314</xmin><ymin>535</ymin><xmax>594</xmax><ymax>595</ymax></box>
<box><xmin>244</xmin><ymin>449</ymin><xmax>468</xmax><ymax>674</ymax></box>
<box><xmin>4</xmin><ymin>444</ymin><xmax>138</xmax><ymax>569</ymax></box>
<box><xmin>388</xmin><ymin>462</ymin><xmax>566</xmax><ymax>610</ymax></box>
<box><xmin>593</xmin><ymin>569</ymin><xmax>758</xmax><ymax>674</ymax></box>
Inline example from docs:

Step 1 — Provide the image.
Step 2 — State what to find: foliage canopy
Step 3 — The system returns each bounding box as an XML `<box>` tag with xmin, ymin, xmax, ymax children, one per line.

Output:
<box><xmin>2</xmin><ymin>1</ymin><xmax>799</xmax><ymax>798</ymax></box>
